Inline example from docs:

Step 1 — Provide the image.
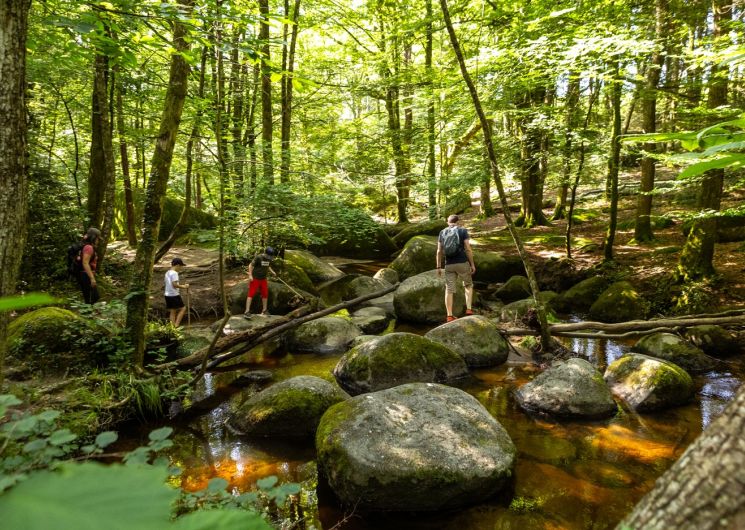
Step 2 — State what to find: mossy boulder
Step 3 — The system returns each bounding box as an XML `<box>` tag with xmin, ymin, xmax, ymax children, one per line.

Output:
<box><xmin>603</xmin><ymin>354</ymin><xmax>694</xmax><ymax>411</ymax></box>
<box><xmin>228</xmin><ymin>376</ymin><xmax>348</xmax><ymax>437</ymax></box>
<box><xmin>472</xmin><ymin>252</ymin><xmax>525</xmax><ymax>284</ymax></box>
<box><xmin>516</xmin><ymin>358</ymin><xmax>617</xmax><ymax>419</ymax></box>
<box><xmin>373</xmin><ymin>267</ymin><xmax>399</xmax><ymax>285</ymax></box>
<box><xmin>308</xmin><ymin>211</ymin><xmax>397</xmax><ymax>259</ymax></box>
<box><xmin>318</xmin><ymin>275</ymin><xmax>391</xmax><ymax>306</ymax></box>
<box><xmin>389</xmin><ymin>236</ymin><xmax>438</xmax><ymax>281</ymax></box>
<box><xmin>685</xmin><ymin>325</ymin><xmax>742</xmax><ymax>358</ymax></box>
<box><xmin>333</xmin><ymin>332</ymin><xmax>469</xmax><ymax>395</ymax></box>
<box><xmin>284</xmin><ymin>316</ymin><xmax>362</xmax><ymax>354</ymax></box>
<box><xmin>274</xmin><ymin>259</ymin><xmax>317</xmax><ymax>295</ymax></box>
<box><xmin>350</xmin><ymin>307</ymin><xmax>393</xmax><ymax>335</ymax></box>
<box><xmin>588</xmin><ymin>281</ymin><xmax>648</xmax><ymax>323</ymax></box>
<box><xmin>229</xmin><ymin>280</ymin><xmax>317</xmax><ymax>316</ymax></box>
<box><xmin>552</xmin><ymin>276</ymin><xmax>609</xmax><ymax>313</ymax></box>
<box><xmin>498</xmin><ymin>293</ymin><xmax>558</xmax><ymax>323</ymax></box>
<box><xmin>391</xmin><ymin>219</ymin><xmax>447</xmax><ymax>247</ymax></box>
<box><xmin>494</xmin><ymin>275</ymin><xmax>532</xmax><ymax>303</ymax></box>
<box><xmin>316</xmin><ymin>382</ymin><xmax>516</xmax><ymax>511</ymax></box>
<box><xmin>393</xmin><ymin>270</ymin><xmax>467</xmax><ymax>323</ymax></box>
<box><xmin>633</xmin><ymin>332</ymin><xmax>715</xmax><ymax>373</ymax></box>
<box><xmin>425</xmin><ymin>315</ymin><xmax>509</xmax><ymax>368</ymax></box>
<box><xmin>284</xmin><ymin>250</ymin><xmax>345</xmax><ymax>283</ymax></box>
<box><xmin>8</xmin><ymin>307</ymin><xmax>104</xmax><ymax>374</ymax></box>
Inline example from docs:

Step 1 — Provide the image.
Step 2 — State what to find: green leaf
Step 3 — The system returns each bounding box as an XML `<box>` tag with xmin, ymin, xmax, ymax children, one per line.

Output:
<box><xmin>49</xmin><ymin>429</ymin><xmax>77</xmax><ymax>446</ymax></box>
<box><xmin>256</xmin><ymin>476</ymin><xmax>278</xmax><ymax>490</ymax></box>
<box><xmin>206</xmin><ymin>477</ymin><xmax>229</xmax><ymax>492</ymax></box>
<box><xmin>0</xmin><ymin>395</ymin><xmax>22</xmax><ymax>408</ymax></box>
<box><xmin>0</xmin><ymin>462</ymin><xmax>177</xmax><ymax>530</ymax></box>
<box><xmin>172</xmin><ymin>509</ymin><xmax>272</xmax><ymax>530</ymax></box>
<box><xmin>0</xmin><ymin>293</ymin><xmax>58</xmax><ymax>312</ymax></box>
<box><xmin>23</xmin><ymin>439</ymin><xmax>48</xmax><ymax>453</ymax></box>
<box><xmin>0</xmin><ymin>474</ymin><xmax>23</xmax><ymax>492</ymax></box>
<box><xmin>148</xmin><ymin>427</ymin><xmax>173</xmax><ymax>442</ymax></box>
<box><xmin>679</xmin><ymin>154</ymin><xmax>745</xmax><ymax>179</ymax></box>
<box><xmin>36</xmin><ymin>410</ymin><xmax>61</xmax><ymax>423</ymax></box>
<box><xmin>95</xmin><ymin>431</ymin><xmax>118</xmax><ymax>449</ymax></box>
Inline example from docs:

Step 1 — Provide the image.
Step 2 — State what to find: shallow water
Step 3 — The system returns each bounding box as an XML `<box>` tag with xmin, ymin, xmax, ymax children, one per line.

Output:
<box><xmin>163</xmin><ymin>329</ymin><xmax>744</xmax><ymax>530</ymax></box>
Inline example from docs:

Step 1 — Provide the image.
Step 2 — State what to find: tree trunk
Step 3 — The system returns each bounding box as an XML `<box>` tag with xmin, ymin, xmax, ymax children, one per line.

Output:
<box><xmin>125</xmin><ymin>2</ymin><xmax>193</xmax><ymax>367</ymax></box>
<box><xmin>259</xmin><ymin>0</ymin><xmax>274</xmax><ymax>185</ymax></box>
<box><xmin>439</xmin><ymin>0</ymin><xmax>553</xmax><ymax>351</ymax></box>
<box><xmin>634</xmin><ymin>0</ymin><xmax>668</xmax><ymax>242</ymax></box>
<box><xmin>516</xmin><ymin>88</ymin><xmax>549</xmax><ymax>228</ymax></box>
<box><xmin>115</xmin><ymin>68</ymin><xmax>138</xmax><ymax>247</ymax></box>
<box><xmin>88</xmin><ymin>53</ymin><xmax>109</xmax><ymax>229</ymax></box>
<box><xmin>619</xmin><ymin>383</ymin><xmax>745</xmax><ymax>529</ymax></box>
<box><xmin>426</xmin><ymin>0</ymin><xmax>437</xmax><ymax>220</ymax></box>
<box><xmin>280</xmin><ymin>0</ymin><xmax>300</xmax><ymax>184</ymax></box>
<box><xmin>604</xmin><ymin>63</ymin><xmax>622</xmax><ymax>261</ymax></box>
<box><xmin>246</xmin><ymin>62</ymin><xmax>260</xmax><ymax>190</ymax></box>
<box><xmin>0</xmin><ymin>0</ymin><xmax>31</xmax><ymax>386</ymax></box>
<box><xmin>553</xmin><ymin>74</ymin><xmax>580</xmax><ymax>221</ymax></box>
<box><xmin>230</xmin><ymin>26</ymin><xmax>246</xmax><ymax>197</ymax></box>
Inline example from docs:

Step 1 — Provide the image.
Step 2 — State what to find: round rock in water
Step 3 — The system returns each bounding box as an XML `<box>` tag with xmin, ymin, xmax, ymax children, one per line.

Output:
<box><xmin>425</xmin><ymin>315</ymin><xmax>509</xmax><ymax>367</ymax></box>
<box><xmin>516</xmin><ymin>358</ymin><xmax>617</xmax><ymax>419</ymax></box>
<box><xmin>228</xmin><ymin>376</ymin><xmax>348</xmax><ymax>437</ymax></box>
<box><xmin>393</xmin><ymin>270</ymin><xmax>467</xmax><ymax>323</ymax></box>
<box><xmin>633</xmin><ymin>332</ymin><xmax>715</xmax><ymax>373</ymax></box>
<box><xmin>684</xmin><ymin>325</ymin><xmax>742</xmax><ymax>358</ymax></box>
<box><xmin>604</xmin><ymin>354</ymin><xmax>694</xmax><ymax>411</ymax></box>
<box><xmin>316</xmin><ymin>383</ymin><xmax>516</xmax><ymax>511</ymax></box>
<box><xmin>284</xmin><ymin>316</ymin><xmax>362</xmax><ymax>354</ymax></box>
<box><xmin>333</xmin><ymin>332</ymin><xmax>469</xmax><ymax>396</ymax></box>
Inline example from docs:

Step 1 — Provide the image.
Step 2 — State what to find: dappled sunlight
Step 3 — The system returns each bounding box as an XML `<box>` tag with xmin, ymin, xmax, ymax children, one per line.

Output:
<box><xmin>586</xmin><ymin>424</ymin><xmax>678</xmax><ymax>463</ymax></box>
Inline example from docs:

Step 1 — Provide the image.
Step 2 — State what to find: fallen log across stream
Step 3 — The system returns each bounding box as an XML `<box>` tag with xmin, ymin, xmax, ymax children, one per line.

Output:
<box><xmin>156</xmin><ymin>283</ymin><xmax>399</xmax><ymax>371</ymax></box>
<box><xmin>499</xmin><ymin>309</ymin><xmax>745</xmax><ymax>340</ymax></box>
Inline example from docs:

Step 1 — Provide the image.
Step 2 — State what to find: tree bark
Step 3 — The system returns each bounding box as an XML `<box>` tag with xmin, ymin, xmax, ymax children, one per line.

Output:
<box><xmin>230</xmin><ymin>25</ymin><xmax>246</xmax><ymax>196</ymax></box>
<box><xmin>426</xmin><ymin>0</ymin><xmax>437</xmax><ymax>220</ymax></box>
<box><xmin>259</xmin><ymin>0</ymin><xmax>274</xmax><ymax>185</ymax></box>
<box><xmin>0</xmin><ymin>0</ymin><xmax>31</xmax><ymax>386</ymax></box>
<box><xmin>125</xmin><ymin>1</ymin><xmax>193</xmax><ymax>367</ymax></box>
<box><xmin>115</xmin><ymin>67</ymin><xmax>138</xmax><ymax>247</ymax></box>
<box><xmin>553</xmin><ymin>74</ymin><xmax>580</xmax><ymax>221</ymax></box>
<box><xmin>604</xmin><ymin>63</ymin><xmax>622</xmax><ymax>261</ymax></box>
<box><xmin>280</xmin><ymin>0</ymin><xmax>301</xmax><ymax>184</ymax></box>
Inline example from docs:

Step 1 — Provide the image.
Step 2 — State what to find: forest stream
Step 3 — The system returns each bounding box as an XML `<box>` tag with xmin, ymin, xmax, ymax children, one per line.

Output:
<box><xmin>124</xmin><ymin>262</ymin><xmax>745</xmax><ymax>530</ymax></box>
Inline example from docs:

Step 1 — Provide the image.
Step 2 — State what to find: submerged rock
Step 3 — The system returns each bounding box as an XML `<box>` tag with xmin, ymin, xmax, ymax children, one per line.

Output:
<box><xmin>685</xmin><ymin>325</ymin><xmax>742</xmax><ymax>358</ymax></box>
<box><xmin>284</xmin><ymin>316</ymin><xmax>362</xmax><ymax>354</ymax></box>
<box><xmin>516</xmin><ymin>358</ymin><xmax>617</xmax><ymax>419</ymax></box>
<box><xmin>229</xmin><ymin>376</ymin><xmax>347</xmax><ymax>437</ymax></box>
<box><xmin>604</xmin><ymin>354</ymin><xmax>694</xmax><ymax>411</ymax></box>
<box><xmin>425</xmin><ymin>315</ymin><xmax>509</xmax><ymax>368</ymax></box>
<box><xmin>316</xmin><ymin>383</ymin><xmax>516</xmax><ymax>511</ymax></box>
<box><xmin>588</xmin><ymin>281</ymin><xmax>648</xmax><ymax>323</ymax></box>
<box><xmin>393</xmin><ymin>270</ymin><xmax>467</xmax><ymax>323</ymax></box>
<box><xmin>633</xmin><ymin>332</ymin><xmax>715</xmax><ymax>373</ymax></box>
<box><xmin>333</xmin><ymin>332</ymin><xmax>469</xmax><ymax>395</ymax></box>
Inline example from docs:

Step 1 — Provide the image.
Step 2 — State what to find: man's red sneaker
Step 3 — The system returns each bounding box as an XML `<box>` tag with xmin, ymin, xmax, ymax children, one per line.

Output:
<box><xmin>465</xmin><ymin>309</ymin><xmax>475</xmax><ymax>316</ymax></box>
<box><xmin>446</xmin><ymin>315</ymin><xmax>457</xmax><ymax>323</ymax></box>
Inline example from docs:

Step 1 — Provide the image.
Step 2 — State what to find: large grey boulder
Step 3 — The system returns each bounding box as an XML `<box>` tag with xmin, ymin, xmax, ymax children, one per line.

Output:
<box><xmin>391</xmin><ymin>219</ymin><xmax>447</xmax><ymax>247</ymax></box>
<box><xmin>284</xmin><ymin>250</ymin><xmax>345</xmax><ymax>283</ymax></box>
<box><xmin>604</xmin><ymin>354</ymin><xmax>694</xmax><ymax>411</ymax></box>
<box><xmin>373</xmin><ymin>267</ymin><xmax>399</xmax><ymax>285</ymax></box>
<box><xmin>316</xmin><ymin>383</ymin><xmax>516</xmax><ymax>511</ymax></box>
<box><xmin>351</xmin><ymin>306</ymin><xmax>392</xmax><ymax>335</ymax></box>
<box><xmin>213</xmin><ymin>314</ymin><xmax>285</xmax><ymax>334</ymax></box>
<box><xmin>516</xmin><ymin>358</ymin><xmax>617</xmax><ymax>418</ymax></box>
<box><xmin>494</xmin><ymin>275</ymin><xmax>532</xmax><ymax>303</ymax></box>
<box><xmin>393</xmin><ymin>270</ymin><xmax>467</xmax><ymax>323</ymax></box>
<box><xmin>389</xmin><ymin>236</ymin><xmax>438</xmax><ymax>281</ymax></box>
<box><xmin>425</xmin><ymin>315</ymin><xmax>509</xmax><ymax>368</ymax></box>
<box><xmin>472</xmin><ymin>252</ymin><xmax>525</xmax><ymax>284</ymax></box>
<box><xmin>588</xmin><ymin>281</ymin><xmax>648</xmax><ymax>323</ymax></box>
<box><xmin>333</xmin><ymin>332</ymin><xmax>469</xmax><ymax>395</ymax></box>
<box><xmin>284</xmin><ymin>316</ymin><xmax>362</xmax><ymax>354</ymax></box>
<box><xmin>228</xmin><ymin>376</ymin><xmax>348</xmax><ymax>437</ymax></box>
<box><xmin>552</xmin><ymin>276</ymin><xmax>608</xmax><ymax>313</ymax></box>
<box><xmin>498</xmin><ymin>292</ymin><xmax>558</xmax><ymax>323</ymax></box>
<box><xmin>685</xmin><ymin>325</ymin><xmax>742</xmax><ymax>358</ymax></box>
<box><xmin>633</xmin><ymin>332</ymin><xmax>715</xmax><ymax>373</ymax></box>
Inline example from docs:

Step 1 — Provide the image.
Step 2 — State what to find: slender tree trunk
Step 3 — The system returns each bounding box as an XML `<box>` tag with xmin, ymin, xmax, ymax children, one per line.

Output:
<box><xmin>604</xmin><ymin>63</ymin><xmax>622</xmax><ymax>261</ymax></box>
<box><xmin>125</xmin><ymin>1</ymin><xmax>193</xmax><ymax>367</ymax></box>
<box><xmin>426</xmin><ymin>0</ymin><xmax>437</xmax><ymax>220</ymax></box>
<box><xmin>230</xmin><ymin>26</ymin><xmax>246</xmax><ymax>197</ymax></box>
<box><xmin>259</xmin><ymin>0</ymin><xmax>274</xmax><ymax>185</ymax></box>
<box><xmin>553</xmin><ymin>75</ymin><xmax>579</xmax><ymax>220</ymax></box>
<box><xmin>88</xmin><ymin>53</ymin><xmax>110</xmax><ymax>229</ymax></box>
<box><xmin>246</xmin><ymin>62</ymin><xmax>260</xmax><ymax>190</ymax></box>
<box><xmin>280</xmin><ymin>0</ymin><xmax>301</xmax><ymax>184</ymax></box>
<box><xmin>634</xmin><ymin>0</ymin><xmax>668</xmax><ymax>242</ymax></box>
<box><xmin>0</xmin><ymin>0</ymin><xmax>31</xmax><ymax>386</ymax></box>
<box><xmin>115</xmin><ymin>68</ymin><xmax>138</xmax><ymax>247</ymax></box>
<box><xmin>516</xmin><ymin>88</ymin><xmax>549</xmax><ymax>228</ymax></box>
<box><xmin>439</xmin><ymin>0</ymin><xmax>552</xmax><ymax>351</ymax></box>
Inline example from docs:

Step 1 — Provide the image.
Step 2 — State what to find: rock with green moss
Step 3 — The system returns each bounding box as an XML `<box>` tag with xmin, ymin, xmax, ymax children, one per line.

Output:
<box><xmin>389</xmin><ymin>236</ymin><xmax>438</xmax><ymax>281</ymax></box>
<box><xmin>229</xmin><ymin>280</ymin><xmax>318</xmax><ymax>316</ymax></box>
<box><xmin>373</xmin><ymin>267</ymin><xmax>399</xmax><ymax>285</ymax></box>
<box><xmin>391</xmin><ymin>219</ymin><xmax>448</xmax><ymax>247</ymax></box>
<box><xmin>308</xmin><ymin>211</ymin><xmax>397</xmax><ymax>259</ymax></box>
<box><xmin>425</xmin><ymin>315</ymin><xmax>509</xmax><ymax>368</ymax></box>
<box><xmin>275</xmin><ymin>259</ymin><xmax>317</xmax><ymax>295</ymax></box>
<box><xmin>588</xmin><ymin>281</ymin><xmax>648</xmax><ymax>323</ymax></box>
<box><xmin>516</xmin><ymin>358</ymin><xmax>617</xmax><ymax>418</ymax></box>
<box><xmin>284</xmin><ymin>316</ymin><xmax>362</xmax><ymax>354</ymax></box>
<box><xmin>633</xmin><ymin>332</ymin><xmax>715</xmax><ymax>373</ymax></box>
<box><xmin>350</xmin><ymin>307</ymin><xmax>392</xmax><ymax>335</ymax></box>
<box><xmin>603</xmin><ymin>354</ymin><xmax>694</xmax><ymax>411</ymax></box>
<box><xmin>284</xmin><ymin>250</ymin><xmax>345</xmax><ymax>283</ymax></box>
<box><xmin>685</xmin><ymin>325</ymin><xmax>742</xmax><ymax>358</ymax></box>
<box><xmin>316</xmin><ymin>382</ymin><xmax>516</xmax><ymax>511</ymax></box>
<box><xmin>333</xmin><ymin>332</ymin><xmax>469</xmax><ymax>395</ymax></box>
<box><xmin>318</xmin><ymin>275</ymin><xmax>391</xmax><ymax>306</ymax></box>
<box><xmin>8</xmin><ymin>307</ymin><xmax>103</xmax><ymax>374</ymax></box>
<box><xmin>393</xmin><ymin>270</ymin><xmax>467</xmax><ymax>323</ymax></box>
<box><xmin>473</xmin><ymin>252</ymin><xmax>525</xmax><ymax>284</ymax></box>
<box><xmin>498</xmin><ymin>293</ymin><xmax>558</xmax><ymax>323</ymax></box>
<box><xmin>228</xmin><ymin>376</ymin><xmax>348</xmax><ymax>437</ymax></box>
<box><xmin>552</xmin><ymin>276</ymin><xmax>609</xmax><ymax>313</ymax></box>
<box><xmin>494</xmin><ymin>275</ymin><xmax>532</xmax><ymax>303</ymax></box>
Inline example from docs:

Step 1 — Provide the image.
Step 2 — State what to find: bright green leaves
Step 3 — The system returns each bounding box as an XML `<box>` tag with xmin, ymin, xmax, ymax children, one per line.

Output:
<box><xmin>0</xmin><ymin>293</ymin><xmax>58</xmax><ymax>312</ymax></box>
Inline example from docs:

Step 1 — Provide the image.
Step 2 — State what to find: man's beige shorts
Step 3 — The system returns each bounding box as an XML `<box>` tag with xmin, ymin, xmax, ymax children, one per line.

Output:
<box><xmin>444</xmin><ymin>262</ymin><xmax>473</xmax><ymax>294</ymax></box>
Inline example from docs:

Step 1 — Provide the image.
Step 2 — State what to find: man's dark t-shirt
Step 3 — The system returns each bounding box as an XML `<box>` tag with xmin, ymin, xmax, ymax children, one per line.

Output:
<box><xmin>438</xmin><ymin>227</ymin><xmax>469</xmax><ymax>265</ymax></box>
<box><xmin>250</xmin><ymin>253</ymin><xmax>274</xmax><ymax>280</ymax></box>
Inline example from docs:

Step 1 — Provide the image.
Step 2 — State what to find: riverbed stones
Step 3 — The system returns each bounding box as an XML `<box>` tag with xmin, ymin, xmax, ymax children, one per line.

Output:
<box><xmin>516</xmin><ymin>358</ymin><xmax>617</xmax><ymax>419</ymax></box>
<box><xmin>472</xmin><ymin>252</ymin><xmax>525</xmax><ymax>284</ymax></box>
<box><xmin>391</xmin><ymin>219</ymin><xmax>447</xmax><ymax>247</ymax></box>
<box><xmin>393</xmin><ymin>270</ymin><xmax>467</xmax><ymax>323</ymax></box>
<box><xmin>389</xmin><ymin>236</ymin><xmax>438</xmax><ymax>281</ymax></box>
<box><xmin>284</xmin><ymin>316</ymin><xmax>362</xmax><ymax>354</ymax></box>
<box><xmin>316</xmin><ymin>383</ymin><xmax>516</xmax><ymax>511</ymax></box>
<box><xmin>685</xmin><ymin>325</ymin><xmax>742</xmax><ymax>358</ymax></box>
<box><xmin>588</xmin><ymin>281</ymin><xmax>648</xmax><ymax>323</ymax></box>
<box><xmin>229</xmin><ymin>376</ymin><xmax>348</xmax><ymax>437</ymax></box>
<box><xmin>603</xmin><ymin>354</ymin><xmax>694</xmax><ymax>411</ymax></box>
<box><xmin>373</xmin><ymin>267</ymin><xmax>399</xmax><ymax>284</ymax></box>
<box><xmin>284</xmin><ymin>250</ymin><xmax>345</xmax><ymax>283</ymax></box>
<box><xmin>333</xmin><ymin>332</ymin><xmax>469</xmax><ymax>395</ymax></box>
<box><xmin>552</xmin><ymin>276</ymin><xmax>608</xmax><ymax>313</ymax></box>
<box><xmin>350</xmin><ymin>306</ymin><xmax>392</xmax><ymax>335</ymax></box>
<box><xmin>213</xmin><ymin>314</ymin><xmax>286</xmax><ymax>334</ymax></box>
<box><xmin>498</xmin><ymin>293</ymin><xmax>558</xmax><ymax>323</ymax></box>
<box><xmin>425</xmin><ymin>315</ymin><xmax>509</xmax><ymax>368</ymax></box>
<box><xmin>494</xmin><ymin>275</ymin><xmax>532</xmax><ymax>303</ymax></box>
<box><xmin>633</xmin><ymin>332</ymin><xmax>715</xmax><ymax>373</ymax></box>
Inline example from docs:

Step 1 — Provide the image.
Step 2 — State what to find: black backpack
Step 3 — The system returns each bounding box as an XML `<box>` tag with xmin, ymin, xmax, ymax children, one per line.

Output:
<box><xmin>441</xmin><ymin>226</ymin><xmax>461</xmax><ymax>257</ymax></box>
<box><xmin>66</xmin><ymin>241</ymin><xmax>85</xmax><ymax>278</ymax></box>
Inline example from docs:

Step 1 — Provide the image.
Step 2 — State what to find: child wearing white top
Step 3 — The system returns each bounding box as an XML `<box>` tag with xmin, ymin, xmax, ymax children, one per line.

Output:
<box><xmin>165</xmin><ymin>258</ymin><xmax>189</xmax><ymax>326</ymax></box>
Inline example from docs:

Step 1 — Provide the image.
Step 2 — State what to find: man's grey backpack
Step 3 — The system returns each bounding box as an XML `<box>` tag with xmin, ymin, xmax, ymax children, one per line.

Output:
<box><xmin>441</xmin><ymin>226</ymin><xmax>461</xmax><ymax>257</ymax></box>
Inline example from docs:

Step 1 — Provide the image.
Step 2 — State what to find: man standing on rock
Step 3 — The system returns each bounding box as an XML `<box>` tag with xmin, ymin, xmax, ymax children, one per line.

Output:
<box><xmin>436</xmin><ymin>215</ymin><xmax>476</xmax><ymax>322</ymax></box>
<box><xmin>245</xmin><ymin>247</ymin><xmax>276</xmax><ymax>316</ymax></box>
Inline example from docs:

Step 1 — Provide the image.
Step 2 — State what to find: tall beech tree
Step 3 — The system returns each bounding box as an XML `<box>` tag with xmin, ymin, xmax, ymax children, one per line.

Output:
<box><xmin>259</xmin><ymin>0</ymin><xmax>274</xmax><ymax>185</ymax></box>
<box><xmin>125</xmin><ymin>1</ymin><xmax>193</xmax><ymax>366</ymax></box>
